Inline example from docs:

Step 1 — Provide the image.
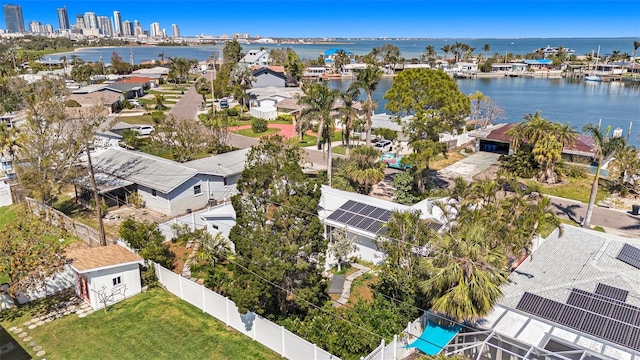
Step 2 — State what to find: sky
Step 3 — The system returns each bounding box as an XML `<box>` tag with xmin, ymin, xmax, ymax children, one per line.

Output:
<box><xmin>3</xmin><ymin>0</ymin><xmax>640</xmax><ymax>38</ymax></box>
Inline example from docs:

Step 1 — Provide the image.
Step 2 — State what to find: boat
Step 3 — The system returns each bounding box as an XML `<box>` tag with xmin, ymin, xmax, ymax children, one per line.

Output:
<box><xmin>585</xmin><ymin>46</ymin><xmax>601</xmax><ymax>82</ymax></box>
<box><xmin>536</xmin><ymin>45</ymin><xmax>576</xmax><ymax>56</ymax></box>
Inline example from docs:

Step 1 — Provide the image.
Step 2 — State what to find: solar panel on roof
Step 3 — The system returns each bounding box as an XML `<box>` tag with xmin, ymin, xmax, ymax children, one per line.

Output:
<box><xmin>346</xmin><ymin>214</ymin><xmax>366</xmax><ymax>228</ymax></box>
<box><xmin>335</xmin><ymin>211</ymin><xmax>356</xmax><ymax>224</ymax></box>
<box><xmin>350</xmin><ymin>202</ymin><xmax>366</xmax><ymax>213</ymax></box>
<box><xmin>358</xmin><ymin>217</ymin><xmax>375</xmax><ymax>230</ymax></box>
<box><xmin>595</xmin><ymin>283</ymin><xmax>629</xmax><ymax>302</ymax></box>
<box><xmin>377</xmin><ymin>209</ymin><xmax>392</xmax><ymax>221</ymax></box>
<box><xmin>326</xmin><ymin>209</ymin><xmax>345</xmax><ymax>221</ymax></box>
<box><xmin>617</xmin><ymin>243</ymin><xmax>640</xmax><ymax>269</ymax></box>
<box><xmin>369</xmin><ymin>207</ymin><xmax>386</xmax><ymax>219</ymax></box>
<box><xmin>342</xmin><ymin>200</ymin><xmax>357</xmax><ymax>211</ymax></box>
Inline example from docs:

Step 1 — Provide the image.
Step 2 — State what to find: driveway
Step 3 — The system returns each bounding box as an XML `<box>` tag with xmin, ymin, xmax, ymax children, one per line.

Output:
<box><xmin>437</xmin><ymin>152</ymin><xmax>501</xmax><ymax>182</ymax></box>
<box><xmin>168</xmin><ymin>84</ymin><xmax>200</xmax><ymax>120</ymax></box>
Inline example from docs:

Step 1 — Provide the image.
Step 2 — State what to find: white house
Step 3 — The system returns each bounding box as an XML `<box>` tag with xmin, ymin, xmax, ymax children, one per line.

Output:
<box><xmin>66</xmin><ymin>244</ymin><xmax>144</xmax><ymax>310</ymax></box>
<box><xmin>240</xmin><ymin>49</ymin><xmax>270</xmax><ymax>67</ymax></box>
<box><xmin>79</xmin><ymin>147</ymin><xmax>249</xmax><ymax>217</ymax></box>
<box><xmin>252</xmin><ymin>66</ymin><xmax>287</xmax><ymax>88</ymax></box>
<box><xmin>319</xmin><ymin>185</ymin><xmax>443</xmax><ymax>264</ymax></box>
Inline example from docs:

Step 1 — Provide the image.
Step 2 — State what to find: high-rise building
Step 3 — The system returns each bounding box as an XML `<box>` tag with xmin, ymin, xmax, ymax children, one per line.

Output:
<box><xmin>113</xmin><ymin>11</ymin><xmax>122</xmax><ymax>36</ymax></box>
<box><xmin>150</xmin><ymin>22</ymin><xmax>161</xmax><ymax>37</ymax></box>
<box><xmin>83</xmin><ymin>12</ymin><xmax>98</xmax><ymax>29</ymax></box>
<box><xmin>97</xmin><ymin>16</ymin><xmax>112</xmax><ymax>37</ymax></box>
<box><xmin>57</xmin><ymin>7</ymin><xmax>69</xmax><ymax>30</ymax></box>
<box><xmin>3</xmin><ymin>4</ymin><xmax>25</xmax><ymax>33</ymax></box>
<box><xmin>122</xmin><ymin>20</ymin><xmax>133</xmax><ymax>36</ymax></box>
<box><xmin>134</xmin><ymin>20</ymin><xmax>142</xmax><ymax>37</ymax></box>
<box><xmin>171</xmin><ymin>24</ymin><xmax>180</xmax><ymax>38</ymax></box>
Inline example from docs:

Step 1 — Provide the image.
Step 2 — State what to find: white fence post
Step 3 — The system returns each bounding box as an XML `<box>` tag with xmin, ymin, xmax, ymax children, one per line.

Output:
<box><xmin>225</xmin><ymin>297</ymin><xmax>230</xmax><ymax>326</ymax></box>
<box><xmin>281</xmin><ymin>325</ymin><xmax>286</xmax><ymax>358</ymax></box>
<box><xmin>393</xmin><ymin>335</ymin><xmax>397</xmax><ymax>360</ymax></box>
<box><xmin>314</xmin><ymin>344</ymin><xmax>317</xmax><ymax>360</ymax></box>
<box><xmin>201</xmin><ymin>286</ymin><xmax>206</xmax><ymax>313</ymax></box>
<box><xmin>179</xmin><ymin>275</ymin><xmax>184</xmax><ymax>299</ymax></box>
<box><xmin>381</xmin><ymin>339</ymin><xmax>385</xmax><ymax>360</ymax></box>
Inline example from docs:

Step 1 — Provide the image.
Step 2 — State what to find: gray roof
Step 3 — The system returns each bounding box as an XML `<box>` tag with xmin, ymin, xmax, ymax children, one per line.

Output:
<box><xmin>91</xmin><ymin>148</ymin><xmax>249</xmax><ymax>194</ymax></box>
<box><xmin>483</xmin><ymin>226</ymin><xmax>640</xmax><ymax>358</ymax></box>
<box><xmin>371</xmin><ymin>113</ymin><xmax>403</xmax><ymax>132</ymax></box>
<box><xmin>241</xmin><ymin>49</ymin><xmax>269</xmax><ymax>64</ymax></box>
<box><xmin>499</xmin><ymin>226</ymin><xmax>640</xmax><ymax>309</ymax></box>
<box><xmin>73</xmin><ymin>172</ymin><xmax>133</xmax><ymax>193</ymax></box>
<box><xmin>184</xmin><ymin>148</ymin><xmax>250</xmax><ymax>176</ymax></box>
<box><xmin>92</xmin><ymin>148</ymin><xmax>197</xmax><ymax>193</ymax></box>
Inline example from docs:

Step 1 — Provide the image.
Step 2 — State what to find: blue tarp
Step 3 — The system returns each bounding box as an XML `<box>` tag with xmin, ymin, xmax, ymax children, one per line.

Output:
<box><xmin>406</xmin><ymin>320</ymin><xmax>462</xmax><ymax>356</ymax></box>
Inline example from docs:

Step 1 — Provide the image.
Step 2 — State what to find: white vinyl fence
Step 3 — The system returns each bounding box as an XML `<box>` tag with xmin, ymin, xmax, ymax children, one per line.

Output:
<box><xmin>154</xmin><ymin>263</ymin><xmax>339</xmax><ymax>360</ymax></box>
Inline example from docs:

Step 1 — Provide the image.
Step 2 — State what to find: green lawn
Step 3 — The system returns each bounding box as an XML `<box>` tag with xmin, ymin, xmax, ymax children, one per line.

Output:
<box><xmin>114</xmin><ymin>114</ymin><xmax>156</xmax><ymax>125</ymax></box>
<box><xmin>0</xmin><ymin>203</ymin><xmax>18</xmax><ymax>228</ymax></box>
<box><xmin>3</xmin><ymin>289</ymin><xmax>279</xmax><ymax>360</ymax></box>
<box><xmin>234</xmin><ymin>128</ymin><xmax>280</xmax><ymax>138</ymax></box>
<box><xmin>523</xmin><ymin>177</ymin><xmax>608</xmax><ymax>203</ymax></box>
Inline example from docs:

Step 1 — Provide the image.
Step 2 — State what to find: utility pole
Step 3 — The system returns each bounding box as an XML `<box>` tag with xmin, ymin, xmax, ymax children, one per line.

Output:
<box><xmin>210</xmin><ymin>53</ymin><xmax>216</xmax><ymax>115</ymax></box>
<box><xmin>86</xmin><ymin>142</ymin><xmax>107</xmax><ymax>246</ymax></box>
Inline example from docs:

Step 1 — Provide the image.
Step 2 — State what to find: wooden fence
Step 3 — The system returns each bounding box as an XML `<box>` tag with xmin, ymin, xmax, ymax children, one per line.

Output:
<box><xmin>25</xmin><ymin>197</ymin><xmax>104</xmax><ymax>247</ymax></box>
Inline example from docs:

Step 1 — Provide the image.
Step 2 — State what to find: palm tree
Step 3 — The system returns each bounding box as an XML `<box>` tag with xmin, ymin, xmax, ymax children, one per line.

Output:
<box><xmin>194</xmin><ymin>231</ymin><xmax>235</xmax><ymax>269</ymax></box>
<box><xmin>582</xmin><ymin>124</ymin><xmax>626</xmax><ymax>228</ymax></box>
<box><xmin>195</xmin><ymin>77</ymin><xmax>211</xmax><ymax>103</ymax></box>
<box><xmin>157</xmin><ymin>52</ymin><xmax>165</xmax><ymax>63</ymax></box>
<box><xmin>441</xmin><ymin>45</ymin><xmax>451</xmax><ymax>61</ymax></box>
<box><xmin>154</xmin><ymin>94</ymin><xmax>166</xmax><ymax>110</ymax></box>
<box><xmin>297</xmin><ymin>82</ymin><xmax>339</xmax><ymax>182</ymax></box>
<box><xmin>532</xmin><ymin>133</ymin><xmax>563</xmax><ymax>184</ymax></box>
<box><xmin>345</xmin><ymin>145</ymin><xmax>385</xmax><ymax>194</ymax></box>
<box><xmin>336</xmin><ymin>87</ymin><xmax>360</xmax><ymax>156</ymax></box>
<box><xmin>348</xmin><ymin>65</ymin><xmax>382</xmax><ymax>146</ymax></box>
<box><xmin>483</xmin><ymin>44</ymin><xmax>491</xmax><ymax>58</ymax></box>
<box><xmin>418</xmin><ymin>223</ymin><xmax>509</xmax><ymax>322</ymax></box>
<box><xmin>632</xmin><ymin>41</ymin><xmax>640</xmax><ymax>62</ymax></box>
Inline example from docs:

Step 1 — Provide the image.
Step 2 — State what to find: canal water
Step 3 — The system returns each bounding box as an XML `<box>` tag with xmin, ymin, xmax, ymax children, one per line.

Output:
<box><xmin>327</xmin><ymin>77</ymin><xmax>640</xmax><ymax>145</ymax></box>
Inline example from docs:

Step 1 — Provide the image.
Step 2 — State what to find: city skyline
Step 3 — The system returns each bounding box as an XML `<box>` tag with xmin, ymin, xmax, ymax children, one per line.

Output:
<box><xmin>0</xmin><ymin>0</ymin><xmax>639</xmax><ymax>38</ymax></box>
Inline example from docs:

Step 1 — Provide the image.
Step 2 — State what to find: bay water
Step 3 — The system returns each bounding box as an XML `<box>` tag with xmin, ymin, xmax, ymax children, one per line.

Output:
<box><xmin>50</xmin><ymin>38</ymin><xmax>640</xmax><ymax>143</ymax></box>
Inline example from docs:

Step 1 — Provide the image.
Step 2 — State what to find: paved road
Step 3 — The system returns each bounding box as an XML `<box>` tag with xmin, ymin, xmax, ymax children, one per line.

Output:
<box><xmin>548</xmin><ymin>195</ymin><xmax>640</xmax><ymax>237</ymax></box>
<box><xmin>168</xmin><ymin>83</ymin><xmax>201</xmax><ymax>120</ymax></box>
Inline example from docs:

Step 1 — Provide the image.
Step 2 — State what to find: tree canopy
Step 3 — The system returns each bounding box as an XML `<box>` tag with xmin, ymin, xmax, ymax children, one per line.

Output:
<box><xmin>229</xmin><ymin>135</ymin><xmax>327</xmax><ymax>317</ymax></box>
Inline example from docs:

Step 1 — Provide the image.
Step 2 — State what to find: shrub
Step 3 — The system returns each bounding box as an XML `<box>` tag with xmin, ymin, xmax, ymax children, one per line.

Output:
<box><xmin>251</xmin><ymin>118</ymin><xmax>268</xmax><ymax>133</ymax></box>
<box><xmin>151</xmin><ymin>111</ymin><xmax>165</xmax><ymax>123</ymax></box>
<box><xmin>226</xmin><ymin>107</ymin><xmax>238</xmax><ymax>116</ymax></box>
<box><xmin>275</xmin><ymin>114</ymin><xmax>293</xmax><ymax>123</ymax></box>
<box><xmin>64</xmin><ymin>99</ymin><xmax>81</xmax><ymax>107</ymax></box>
<box><xmin>566</xmin><ymin>165</ymin><xmax>588</xmax><ymax>179</ymax></box>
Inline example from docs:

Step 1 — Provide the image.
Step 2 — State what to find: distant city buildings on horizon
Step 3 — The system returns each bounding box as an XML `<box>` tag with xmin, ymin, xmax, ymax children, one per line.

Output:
<box><xmin>0</xmin><ymin>3</ymin><xmax>189</xmax><ymax>42</ymax></box>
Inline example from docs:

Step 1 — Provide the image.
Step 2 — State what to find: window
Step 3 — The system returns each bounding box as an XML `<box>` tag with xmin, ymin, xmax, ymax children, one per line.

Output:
<box><xmin>151</xmin><ymin>189</ymin><xmax>157</xmax><ymax>197</ymax></box>
<box><xmin>112</xmin><ymin>276</ymin><xmax>122</xmax><ymax>286</ymax></box>
<box><xmin>193</xmin><ymin>185</ymin><xmax>202</xmax><ymax>196</ymax></box>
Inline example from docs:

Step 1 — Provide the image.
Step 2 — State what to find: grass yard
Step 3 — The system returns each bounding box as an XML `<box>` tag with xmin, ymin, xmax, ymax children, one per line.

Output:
<box><xmin>4</xmin><ymin>289</ymin><xmax>279</xmax><ymax>360</ymax></box>
<box><xmin>522</xmin><ymin>177</ymin><xmax>608</xmax><ymax>203</ymax></box>
<box><xmin>0</xmin><ymin>203</ymin><xmax>18</xmax><ymax>228</ymax></box>
<box><xmin>430</xmin><ymin>150</ymin><xmax>467</xmax><ymax>171</ymax></box>
<box><xmin>113</xmin><ymin>114</ymin><xmax>156</xmax><ymax>125</ymax></box>
<box><xmin>234</xmin><ymin>128</ymin><xmax>280</xmax><ymax>138</ymax></box>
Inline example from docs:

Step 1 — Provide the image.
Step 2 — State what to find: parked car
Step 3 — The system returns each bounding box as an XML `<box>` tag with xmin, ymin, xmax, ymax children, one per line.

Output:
<box><xmin>374</xmin><ymin>139</ymin><xmax>393</xmax><ymax>152</ymax></box>
<box><xmin>134</xmin><ymin>125</ymin><xmax>154</xmax><ymax>136</ymax></box>
<box><xmin>380</xmin><ymin>152</ymin><xmax>412</xmax><ymax>170</ymax></box>
<box><xmin>220</xmin><ymin>98</ymin><xmax>229</xmax><ymax>109</ymax></box>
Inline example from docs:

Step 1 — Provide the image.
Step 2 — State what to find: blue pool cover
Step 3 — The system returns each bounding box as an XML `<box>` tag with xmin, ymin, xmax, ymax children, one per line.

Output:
<box><xmin>405</xmin><ymin>320</ymin><xmax>462</xmax><ymax>356</ymax></box>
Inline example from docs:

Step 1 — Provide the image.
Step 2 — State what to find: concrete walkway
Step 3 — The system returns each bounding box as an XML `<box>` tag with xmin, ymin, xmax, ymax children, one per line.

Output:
<box><xmin>334</xmin><ymin>263</ymin><xmax>371</xmax><ymax>307</ymax></box>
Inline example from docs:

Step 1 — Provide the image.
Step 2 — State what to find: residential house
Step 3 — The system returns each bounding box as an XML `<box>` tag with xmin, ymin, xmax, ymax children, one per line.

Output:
<box><xmin>104</xmin><ymin>78</ymin><xmax>151</xmax><ymax>99</ymax></box>
<box><xmin>0</xmin><ymin>154</ymin><xmax>15</xmax><ymax>180</ymax></box>
<box><xmin>452</xmin><ymin>62</ymin><xmax>478</xmax><ymax>74</ymax></box>
<box><xmin>319</xmin><ymin>185</ymin><xmax>443</xmax><ymax>264</ymax></box>
<box><xmin>524</xmin><ymin>59</ymin><xmax>554</xmax><ymax>70</ymax></box>
<box><xmin>476</xmin><ymin>226</ymin><xmax>640</xmax><ymax>358</ymax></box>
<box><xmin>252</xmin><ymin>66</ymin><xmax>287</xmax><ymax>88</ymax></box>
<box><xmin>469</xmin><ymin>123</ymin><xmax>598</xmax><ymax>164</ymax></box>
<box><xmin>79</xmin><ymin>147</ymin><xmax>249</xmax><ymax>217</ymax></box>
<box><xmin>66</xmin><ymin>244</ymin><xmax>144</xmax><ymax>311</ymax></box>
<box><xmin>66</xmin><ymin>91</ymin><xmax>123</xmax><ymax>114</ymax></box>
<box><xmin>248</xmin><ymin>86</ymin><xmax>302</xmax><ymax>120</ymax></box>
<box><xmin>323</xmin><ymin>48</ymin><xmax>355</xmax><ymax>66</ymax></box>
<box><xmin>131</xmin><ymin>66</ymin><xmax>170</xmax><ymax>81</ymax></box>
<box><xmin>240</xmin><ymin>49</ymin><xmax>270</xmax><ymax>67</ymax></box>
<box><xmin>302</xmin><ymin>66</ymin><xmax>327</xmax><ymax>81</ymax></box>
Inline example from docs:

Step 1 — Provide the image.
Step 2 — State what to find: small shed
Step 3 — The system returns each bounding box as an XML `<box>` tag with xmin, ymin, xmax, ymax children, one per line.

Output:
<box><xmin>66</xmin><ymin>244</ymin><xmax>144</xmax><ymax>310</ymax></box>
